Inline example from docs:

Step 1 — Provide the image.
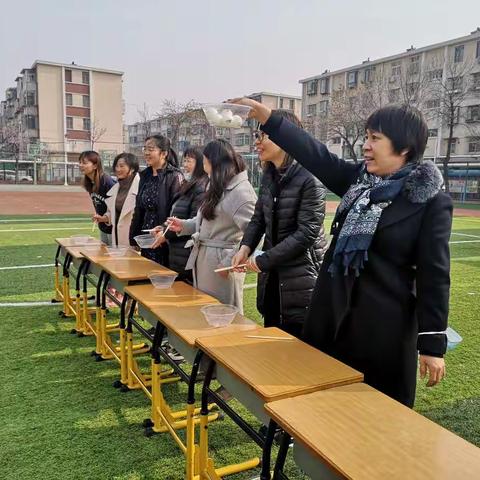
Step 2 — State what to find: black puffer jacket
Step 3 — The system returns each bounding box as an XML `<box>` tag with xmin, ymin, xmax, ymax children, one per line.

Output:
<box><xmin>241</xmin><ymin>160</ymin><xmax>328</xmax><ymax>328</ymax></box>
<box><xmin>166</xmin><ymin>177</ymin><xmax>208</xmax><ymax>279</ymax></box>
<box><xmin>129</xmin><ymin>164</ymin><xmax>183</xmax><ymax>246</ymax></box>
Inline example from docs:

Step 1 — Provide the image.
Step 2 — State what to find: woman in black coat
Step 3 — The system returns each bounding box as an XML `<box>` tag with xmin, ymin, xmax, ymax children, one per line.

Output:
<box><xmin>232</xmin><ymin>110</ymin><xmax>328</xmax><ymax>338</ymax></box>
<box><xmin>163</xmin><ymin>147</ymin><xmax>208</xmax><ymax>282</ymax></box>
<box><xmin>129</xmin><ymin>135</ymin><xmax>183</xmax><ymax>266</ymax></box>
<box><xmin>235</xmin><ymin>99</ymin><xmax>451</xmax><ymax>408</ymax></box>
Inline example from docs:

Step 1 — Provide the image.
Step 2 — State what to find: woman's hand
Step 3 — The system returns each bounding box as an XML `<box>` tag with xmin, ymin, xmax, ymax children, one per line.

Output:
<box><xmin>216</xmin><ymin>266</ymin><xmax>230</xmax><ymax>279</ymax></box>
<box><xmin>93</xmin><ymin>213</ymin><xmax>108</xmax><ymax>224</ymax></box>
<box><xmin>228</xmin><ymin>98</ymin><xmax>272</xmax><ymax>125</ymax></box>
<box><xmin>419</xmin><ymin>355</ymin><xmax>446</xmax><ymax>387</ymax></box>
<box><xmin>246</xmin><ymin>255</ymin><xmax>261</xmax><ymax>273</ymax></box>
<box><xmin>232</xmin><ymin>245</ymin><xmax>251</xmax><ymax>272</ymax></box>
<box><xmin>165</xmin><ymin>216</ymin><xmax>184</xmax><ymax>233</ymax></box>
<box><xmin>151</xmin><ymin>231</ymin><xmax>167</xmax><ymax>249</ymax></box>
<box><xmin>150</xmin><ymin>225</ymin><xmax>163</xmax><ymax>234</ymax></box>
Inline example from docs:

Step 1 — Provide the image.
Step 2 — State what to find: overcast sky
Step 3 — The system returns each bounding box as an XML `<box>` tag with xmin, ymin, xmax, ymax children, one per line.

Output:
<box><xmin>1</xmin><ymin>0</ymin><xmax>479</xmax><ymax>123</ymax></box>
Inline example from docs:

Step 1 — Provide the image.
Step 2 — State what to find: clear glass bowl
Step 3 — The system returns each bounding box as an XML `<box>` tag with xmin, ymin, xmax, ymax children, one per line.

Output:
<box><xmin>105</xmin><ymin>246</ymin><xmax>129</xmax><ymax>257</ymax></box>
<box><xmin>71</xmin><ymin>235</ymin><xmax>92</xmax><ymax>245</ymax></box>
<box><xmin>201</xmin><ymin>304</ymin><xmax>238</xmax><ymax>328</ymax></box>
<box><xmin>148</xmin><ymin>272</ymin><xmax>178</xmax><ymax>289</ymax></box>
<box><xmin>202</xmin><ymin>103</ymin><xmax>251</xmax><ymax>128</ymax></box>
<box><xmin>134</xmin><ymin>234</ymin><xmax>156</xmax><ymax>249</ymax></box>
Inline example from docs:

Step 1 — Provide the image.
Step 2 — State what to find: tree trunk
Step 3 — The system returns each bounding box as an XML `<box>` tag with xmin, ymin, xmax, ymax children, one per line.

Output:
<box><xmin>443</xmin><ymin>119</ymin><xmax>455</xmax><ymax>194</ymax></box>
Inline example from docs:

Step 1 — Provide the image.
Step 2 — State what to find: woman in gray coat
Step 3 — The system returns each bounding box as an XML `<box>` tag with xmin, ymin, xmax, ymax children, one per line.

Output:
<box><xmin>166</xmin><ymin>139</ymin><xmax>256</xmax><ymax>313</ymax></box>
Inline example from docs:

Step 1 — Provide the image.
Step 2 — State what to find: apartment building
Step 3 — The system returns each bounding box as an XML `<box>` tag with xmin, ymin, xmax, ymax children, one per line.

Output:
<box><xmin>300</xmin><ymin>28</ymin><xmax>480</xmax><ymax>161</ymax></box>
<box><xmin>0</xmin><ymin>61</ymin><xmax>124</xmax><ymax>165</ymax></box>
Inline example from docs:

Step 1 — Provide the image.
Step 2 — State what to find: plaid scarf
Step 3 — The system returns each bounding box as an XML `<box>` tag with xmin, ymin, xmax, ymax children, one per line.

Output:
<box><xmin>328</xmin><ymin>163</ymin><xmax>415</xmax><ymax>277</ymax></box>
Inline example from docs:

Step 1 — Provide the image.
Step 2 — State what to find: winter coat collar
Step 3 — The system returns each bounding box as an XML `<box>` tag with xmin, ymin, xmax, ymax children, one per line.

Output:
<box><xmin>377</xmin><ymin>160</ymin><xmax>444</xmax><ymax>231</ymax></box>
<box><xmin>225</xmin><ymin>170</ymin><xmax>249</xmax><ymax>191</ymax></box>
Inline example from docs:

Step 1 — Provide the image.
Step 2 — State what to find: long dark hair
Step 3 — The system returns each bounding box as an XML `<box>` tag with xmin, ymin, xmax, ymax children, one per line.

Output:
<box><xmin>263</xmin><ymin>109</ymin><xmax>303</xmax><ymax>173</ymax></box>
<box><xmin>201</xmin><ymin>139</ymin><xmax>246</xmax><ymax>221</ymax></box>
<box><xmin>145</xmin><ymin>135</ymin><xmax>179</xmax><ymax>168</ymax></box>
<box><xmin>79</xmin><ymin>150</ymin><xmax>104</xmax><ymax>194</ymax></box>
<box><xmin>180</xmin><ymin>147</ymin><xmax>207</xmax><ymax>195</ymax></box>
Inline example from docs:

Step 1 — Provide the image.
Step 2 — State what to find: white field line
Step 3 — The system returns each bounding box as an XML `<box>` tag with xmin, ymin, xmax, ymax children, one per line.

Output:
<box><xmin>451</xmin><ymin>232</ymin><xmax>480</xmax><ymax>239</ymax></box>
<box><xmin>0</xmin><ymin>217</ymin><xmax>89</xmax><ymax>223</ymax></box>
<box><xmin>0</xmin><ymin>226</ymin><xmax>91</xmax><ymax>233</ymax></box>
<box><xmin>0</xmin><ymin>301</ymin><xmax>56</xmax><ymax>307</ymax></box>
<box><xmin>451</xmin><ymin>256</ymin><xmax>480</xmax><ymax>261</ymax></box>
<box><xmin>0</xmin><ymin>263</ymin><xmax>54</xmax><ymax>271</ymax></box>
<box><xmin>450</xmin><ymin>240</ymin><xmax>480</xmax><ymax>244</ymax></box>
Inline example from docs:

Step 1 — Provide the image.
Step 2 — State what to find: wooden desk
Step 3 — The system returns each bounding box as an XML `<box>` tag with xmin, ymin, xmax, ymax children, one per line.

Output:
<box><xmin>194</xmin><ymin>327</ymin><xmax>363</xmax><ymax>480</ymax></box>
<box><xmin>265</xmin><ymin>383</ymin><xmax>480</xmax><ymax>480</ymax></box>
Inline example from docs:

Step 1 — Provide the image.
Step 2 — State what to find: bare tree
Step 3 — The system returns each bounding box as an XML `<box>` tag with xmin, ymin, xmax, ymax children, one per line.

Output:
<box><xmin>159</xmin><ymin>99</ymin><xmax>201</xmax><ymax>151</ymax></box>
<box><xmin>90</xmin><ymin>119</ymin><xmax>107</xmax><ymax>150</ymax></box>
<box><xmin>428</xmin><ymin>59</ymin><xmax>480</xmax><ymax>193</ymax></box>
<box><xmin>137</xmin><ymin>102</ymin><xmax>152</xmax><ymax>140</ymax></box>
<box><xmin>0</xmin><ymin>122</ymin><xmax>22</xmax><ymax>183</ymax></box>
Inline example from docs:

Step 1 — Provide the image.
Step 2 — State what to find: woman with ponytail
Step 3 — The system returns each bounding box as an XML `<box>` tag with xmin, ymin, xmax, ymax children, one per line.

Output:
<box><xmin>129</xmin><ymin>135</ymin><xmax>183</xmax><ymax>265</ymax></box>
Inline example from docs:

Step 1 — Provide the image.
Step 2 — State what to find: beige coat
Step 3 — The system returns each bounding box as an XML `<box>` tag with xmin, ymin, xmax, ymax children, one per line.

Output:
<box><xmin>181</xmin><ymin>171</ymin><xmax>256</xmax><ymax>313</ymax></box>
<box><xmin>105</xmin><ymin>174</ymin><xmax>140</xmax><ymax>247</ymax></box>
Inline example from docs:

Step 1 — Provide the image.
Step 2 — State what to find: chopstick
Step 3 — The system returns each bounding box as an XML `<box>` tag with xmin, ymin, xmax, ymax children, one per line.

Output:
<box><xmin>214</xmin><ymin>264</ymin><xmax>247</xmax><ymax>273</ymax></box>
<box><xmin>162</xmin><ymin>224</ymin><xmax>172</xmax><ymax>236</ymax></box>
<box><xmin>245</xmin><ymin>335</ymin><xmax>295</xmax><ymax>341</ymax></box>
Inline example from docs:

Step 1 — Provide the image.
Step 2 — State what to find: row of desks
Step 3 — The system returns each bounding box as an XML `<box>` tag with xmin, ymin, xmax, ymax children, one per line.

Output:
<box><xmin>53</xmin><ymin>237</ymin><xmax>480</xmax><ymax>479</ymax></box>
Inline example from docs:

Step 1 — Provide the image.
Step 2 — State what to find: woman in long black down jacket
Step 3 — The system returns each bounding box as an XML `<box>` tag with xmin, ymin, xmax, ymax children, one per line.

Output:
<box><xmin>129</xmin><ymin>135</ymin><xmax>183</xmax><ymax>265</ymax></box>
<box><xmin>232</xmin><ymin>110</ymin><xmax>328</xmax><ymax>338</ymax></box>
<box><xmin>162</xmin><ymin>147</ymin><xmax>208</xmax><ymax>282</ymax></box>
<box><xmin>234</xmin><ymin>99</ymin><xmax>452</xmax><ymax>408</ymax></box>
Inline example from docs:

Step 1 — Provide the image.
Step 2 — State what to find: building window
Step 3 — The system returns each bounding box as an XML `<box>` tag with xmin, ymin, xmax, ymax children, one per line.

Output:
<box><xmin>82</xmin><ymin>95</ymin><xmax>90</xmax><ymax>107</ymax></box>
<box><xmin>66</xmin><ymin>93</ymin><xmax>73</xmax><ymax>106</ymax></box>
<box><xmin>477</xmin><ymin>40</ymin><xmax>480</xmax><ymax>59</ymax></box>
<box><xmin>234</xmin><ymin>134</ymin><xmax>249</xmax><ymax>147</ymax></box>
<box><xmin>279</xmin><ymin>98</ymin><xmax>284</xmax><ymax>108</ymax></box>
<box><xmin>82</xmin><ymin>71</ymin><xmax>89</xmax><ymax>84</ymax></box>
<box><xmin>83</xmin><ymin>118</ymin><xmax>90</xmax><ymax>131</ymax></box>
<box><xmin>454</xmin><ymin>45</ymin><xmax>464</xmax><ymax>63</ymax></box>
<box><xmin>289</xmin><ymin>99</ymin><xmax>295</xmax><ymax>110</ymax></box>
<box><xmin>425</xmin><ymin>99</ymin><xmax>440</xmax><ymax>109</ymax></box>
<box><xmin>467</xmin><ymin>105</ymin><xmax>480</xmax><ymax>122</ymax></box>
<box><xmin>307</xmin><ymin>104</ymin><xmax>317</xmax><ymax>116</ymax></box>
<box><xmin>469</xmin><ymin>137</ymin><xmax>480</xmax><ymax>153</ymax></box>
<box><xmin>66</xmin><ymin>117</ymin><xmax>73</xmax><ymax>129</ymax></box>
<box><xmin>427</xmin><ymin>69</ymin><xmax>443</xmax><ymax>81</ymax></box>
<box><xmin>319</xmin><ymin>100</ymin><xmax>329</xmax><ymax>115</ymax></box>
<box><xmin>409</xmin><ymin>55</ymin><xmax>420</xmax><ymax>74</ymax></box>
<box><xmin>428</xmin><ymin>129</ymin><xmax>438</xmax><ymax>137</ymax></box>
<box><xmin>25</xmin><ymin>115</ymin><xmax>36</xmax><ymax>129</ymax></box>
<box><xmin>307</xmin><ymin>80</ymin><xmax>318</xmax><ymax>96</ymax></box>
<box><xmin>347</xmin><ymin>71</ymin><xmax>358</xmax><ymax>88</ymax></box>
<box><xmin>391</xmin><ymin>61</ymin><xmax>401</xmax><ymax>77</ymax></box>
<box><xmin>331</xmin><ymin>137</ymin><xmax>341</xmax><ymax>144</ymax></box>
<box><xmin>447</xmin><ymin>138</ymin><xmax>458</xmax><ymax>154</ymax></box>
<box><xmin>364</xmin><ymin>68</ymin><xmax>374</xmax><ymax>83</ymax></box>
<box><xmin>26</xmin><ymin>92</ymin><xmax>35</xmax><ymax>106</ymax></box>
<box><xmin>320</xmin><ymin>77</ymin><xmax>330</xmax><ymax>94</ymax></box>
<box><xmin>472</xmin><ymin>72</ymin><xmax>480</xmax><ymax>90</ymax></box>
<box><xmin>65</xmin><ymin>69</ymin><xmax>72</xmax><ymax>82</ymax></box>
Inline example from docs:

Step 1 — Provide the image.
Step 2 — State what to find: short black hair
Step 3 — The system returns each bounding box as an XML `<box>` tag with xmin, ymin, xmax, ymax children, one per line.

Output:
<box><xmin>366</xmin><ymin>105</ymin><xmax>428</xmax><ymax>163</ymax></box>
<box><xmin>113</xmin><ymin>152</ymin><xmax>139</xmax><ymax>174</ymax></box>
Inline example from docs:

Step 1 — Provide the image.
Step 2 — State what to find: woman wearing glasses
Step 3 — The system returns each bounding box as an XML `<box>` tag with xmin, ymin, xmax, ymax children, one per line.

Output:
<box><xmin>232</xmin><ymin>110</ymin><xmax>327</xmax><ymax>337</ymax></box>
<box><xmin>165</xmin><ymin>139</ymin><xmax>256</xmax><ymax>313</ymax></box>
<box><xmin>129</xmin><ymin>135</ymin><xmax>183</xmax><ymax>265</ymax></box>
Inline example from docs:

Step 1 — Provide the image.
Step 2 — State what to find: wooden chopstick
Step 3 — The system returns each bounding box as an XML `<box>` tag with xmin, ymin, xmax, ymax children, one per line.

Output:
<box><xmin>214</xmin><ymin>264</ymin><xmax>247</xmax><ymax>273</ymax></box>
<box><xmin>245</xmin><ymin>335</ymin><xmax>294</xmax><ymax>341</ymax></box>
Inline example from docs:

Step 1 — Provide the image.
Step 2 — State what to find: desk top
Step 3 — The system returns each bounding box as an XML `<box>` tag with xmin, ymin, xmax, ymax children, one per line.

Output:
<box><xmin>125</xmin><ymin>283</ymin><xmax>257</xmax><ymax>347</ymax></box>
<box><xmin>195</xmin><ymin>327</ymin><xmax>363</xmax><ymax>403</ymax></box>
<box><xmin>265</xmin><ymin>383</ymin><xmax>480</xmax><ymax>480</ymax></box>
<box><xmin>80</xmin><ymin>246</ymin><xmax>175</xmax><ymax>281</ymax></box>
<box><xmin>64</xmin><ymin>245</ymin><xmax>89</xmax><ymax>259</ymax></box>
<box><xmin>55</xmin><ymin>237</ymin><xmax>102</xmax><ymax>247</ymax></box>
